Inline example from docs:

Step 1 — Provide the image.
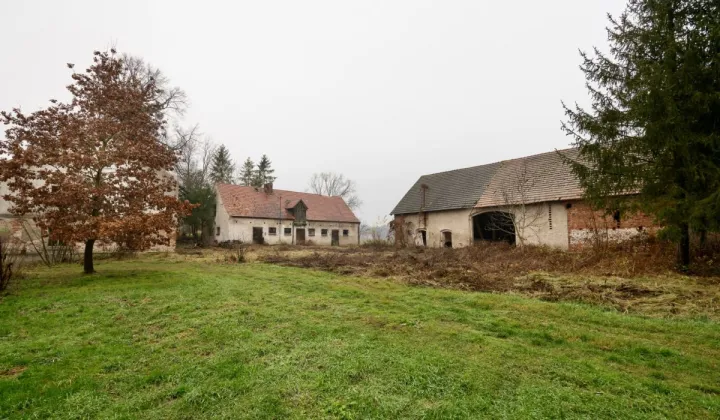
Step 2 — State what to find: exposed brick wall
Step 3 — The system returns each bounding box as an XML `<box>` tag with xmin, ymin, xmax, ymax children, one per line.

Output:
<box><xmin>566</xmin><ymin>200</ymin><xmax>659</xmax><ymax>249</ymax></box>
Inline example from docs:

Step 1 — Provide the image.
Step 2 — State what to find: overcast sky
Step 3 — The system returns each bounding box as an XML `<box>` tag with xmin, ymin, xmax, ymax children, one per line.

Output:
<box><xmin>2</xmin><ymin>0</ymin><xmax>627</xmax><ymax>223</ymax></box>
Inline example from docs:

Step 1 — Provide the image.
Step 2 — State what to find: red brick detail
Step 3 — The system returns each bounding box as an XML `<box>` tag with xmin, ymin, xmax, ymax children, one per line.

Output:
<box><xmin>567</xmin><ymin>200</ymin><xmax>657</xmax><ymax>231</ymax></box>
<box><xmin>566</xmin><ymin>200</ymin><xmax>659</xmax><ymax>249</ymax></box>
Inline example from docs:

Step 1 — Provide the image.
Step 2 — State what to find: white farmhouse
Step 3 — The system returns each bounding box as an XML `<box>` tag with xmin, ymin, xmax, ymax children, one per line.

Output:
<box><xmin>214</xmin><ymin>183</ymin><xmax>360</xmax><ymax>246</ymax></box>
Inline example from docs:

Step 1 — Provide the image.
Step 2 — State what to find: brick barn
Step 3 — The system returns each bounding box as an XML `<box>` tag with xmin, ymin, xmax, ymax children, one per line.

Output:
<box><xmin>391</xmin><ymin>149</ymin><xmax>656</xmax><ymax>249</ymax></box>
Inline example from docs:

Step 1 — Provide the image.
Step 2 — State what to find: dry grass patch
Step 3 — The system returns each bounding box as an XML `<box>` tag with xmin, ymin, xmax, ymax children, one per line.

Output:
<box><xmin>257</xmin><ymin>241</ymin><xmax>720</xmax><ymax>319</ymax></box>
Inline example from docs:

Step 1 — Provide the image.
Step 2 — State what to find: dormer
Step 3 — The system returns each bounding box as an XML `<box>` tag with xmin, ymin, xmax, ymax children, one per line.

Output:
<box><xmin>286</xmin><ymin>199</ymin><xmax>308</xmax><ymax>225</ymax></box>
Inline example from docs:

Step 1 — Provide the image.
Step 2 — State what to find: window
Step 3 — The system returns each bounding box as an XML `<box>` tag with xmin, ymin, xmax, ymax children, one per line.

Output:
<box><xmin>308</xmin><ymin>228</ymin><xmax>315</xmax><ymax>237</ymax></box>
<box><xmin>613</xmin><ymin>210</ymin><xmax>621</xmax><ymax>228</ymax></box>
<box><xmin>321</xmin><ymin>229</ymin><xmax>328</xmax><ymax>237</ymax></box>
<box><xmin>268</xmin><ymin>227</ymin><xmax>277</xmax><ymax>235</ymax></box>
<box><xmin>284</xmin><ymin>228</ymin><xmax>292</xmax><ymax>236</ymax></box>
<box><xmin>216</xmin><ymin>226</ymin><xmax>220</xmax><ymax>236</ymax></box>
<box><xmin>548</xmin><ymin>203</ymin><xmax>553</xmax><ymax>230</ymax></box>
<box><xmin>343</xmin><ymin>229</ymin><xmax>349</xmax><ymax>237</ymax></box>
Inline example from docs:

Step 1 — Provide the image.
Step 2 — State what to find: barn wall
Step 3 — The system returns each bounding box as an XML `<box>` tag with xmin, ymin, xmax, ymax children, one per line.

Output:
<box><xmin>566</xmin><ymin>200</ymin><xmax>658</xmax><ymax>249</ymax></box>
<box><xmin>395</xmin><ymin>209</ymin><xmax>474</xmax><ymax>248</ymax></box>
<box><xmin>480</xmin><ymin>202</ymin><xmax>569</xmax><ymax>249</ymax></box>
<box><xmin>397</xmin><ymin>203</ymin><xmax>571</xmax><ymax>249</ymax></box>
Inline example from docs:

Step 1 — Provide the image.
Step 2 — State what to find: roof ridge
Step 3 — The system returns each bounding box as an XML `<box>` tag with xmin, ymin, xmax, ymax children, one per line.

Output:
<box><xmin>217</xmin><ymin>183</ymin><xmax>336</xmax><ymax>198</ymax></box>
<box><xmin>419</xmin><ymin>147</ymin><xmax>576</xmax><ymax>178</ymax></box>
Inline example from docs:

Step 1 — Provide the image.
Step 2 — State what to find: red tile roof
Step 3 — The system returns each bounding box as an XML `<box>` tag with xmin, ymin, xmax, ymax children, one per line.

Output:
<box><xmin>216</xmin><ymin>184</ymin><xmax>360</xmax><ymax>223</ymax></box>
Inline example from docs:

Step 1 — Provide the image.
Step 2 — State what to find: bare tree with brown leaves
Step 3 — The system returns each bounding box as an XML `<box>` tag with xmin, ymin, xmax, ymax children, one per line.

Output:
<box><xmin>0</xmin><ymin>50</ymin><xmax>193</xmax><ymax>273</ymax></box>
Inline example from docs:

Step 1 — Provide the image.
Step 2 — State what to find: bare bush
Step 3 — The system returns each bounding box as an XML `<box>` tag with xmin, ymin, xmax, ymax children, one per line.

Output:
<box><xmin>21</xmin><ymin>221</ymin><xmax>77</xmax><ymax>266</ymax></box>
<box><xmin>223</xmin><ymin>243</ymin><xmax>249</xmax><ymax>263</ymax></box>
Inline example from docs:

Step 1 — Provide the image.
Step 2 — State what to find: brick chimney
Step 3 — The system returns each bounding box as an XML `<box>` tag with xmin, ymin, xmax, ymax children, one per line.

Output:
<box><xmin>263</xmin><ymin>183</ymin><xmax>274</xmax><ymax>194</ymax></box>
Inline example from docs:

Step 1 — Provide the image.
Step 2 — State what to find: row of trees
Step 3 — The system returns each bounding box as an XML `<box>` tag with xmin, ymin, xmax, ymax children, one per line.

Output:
<box><xmin>208</xmin><ymin>146</ymin><xmax>277</xmax><ymax>188</ymax></box>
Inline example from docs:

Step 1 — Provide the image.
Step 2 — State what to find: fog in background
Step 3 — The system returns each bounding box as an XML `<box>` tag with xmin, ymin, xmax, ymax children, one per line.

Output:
<box><xmin>1</xmin><ymin>0</ymin><xmax>628</xmax><ymax>223</ymax></box>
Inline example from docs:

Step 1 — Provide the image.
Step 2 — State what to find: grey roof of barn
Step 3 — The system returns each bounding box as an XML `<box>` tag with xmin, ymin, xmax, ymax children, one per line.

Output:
<box><xmin>391</xmin><ymin>148</ymin><xmax>584</xmax><ymax>215</ymax></box>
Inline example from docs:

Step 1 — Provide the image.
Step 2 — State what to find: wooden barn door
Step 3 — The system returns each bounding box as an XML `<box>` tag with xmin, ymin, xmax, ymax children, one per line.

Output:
<box><xmin>252</xmin><ymin>227</ymin><xmax>264</xmax><ymax>244</ymax></box>
<box><xmin>331</xmin><ymin>229</ymin><xmax>340</xmax><ymax>246</ymax></box>
<box><xmin>296</xmin><ymin>228</ymin><xmax>305</xmax><ymax>244</ymax></box>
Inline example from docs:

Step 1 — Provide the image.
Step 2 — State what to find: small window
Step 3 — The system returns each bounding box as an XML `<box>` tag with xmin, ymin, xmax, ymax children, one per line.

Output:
<box><xmin>308</xmin><ymin>228</ymin><xmax>315</xmax><ymax>237</ymax></box>
<box><xmin>268</xmin><ymin>227</ymin><xmax>277</xmax><ymax>235</ymax></box>
<box><xmin>216</xmin><ymin>226</ymin><xmax>220</xmax><ymax>236</ymax></box>
<box><xmin>321</xmin><ymin>229</ymin><xmax>328</xmax><ymax>237</ymax></box>
<box><xmin>343</xmin><ymin>229</ymin><xmax>349</xmax><ymax>237</ymax></box>
<box><xmin>284</xmin><ymin>228</ymin><xmax>292</xmax><ymax>236</ymax></box>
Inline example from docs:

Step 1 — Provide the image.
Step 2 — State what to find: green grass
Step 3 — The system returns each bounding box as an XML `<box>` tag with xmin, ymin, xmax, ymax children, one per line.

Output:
<box><xmin>1</xmin><ymin>257</ymin><xmax>719</xmax><ymax>419</ymax></box>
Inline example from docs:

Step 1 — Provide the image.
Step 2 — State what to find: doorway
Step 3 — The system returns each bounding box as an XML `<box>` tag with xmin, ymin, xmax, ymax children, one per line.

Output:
<box><xmin>442</xmin><ymin>231</ymin><xmax>452</xmax><ymax>248</ymax></box>
<box><xmin>252</xmin><ymin>227</ymin><xmax>264</xmax><ymax>244</ymax></box>
<box><xmin>331</xmin><ymin>229</ymin><xmax>340</xmax><ymax>246</ymax></box>
<box><xmin>296</xmin><ymin>228</ymin><xmax>305</xmax><ymax>244</ymax></box>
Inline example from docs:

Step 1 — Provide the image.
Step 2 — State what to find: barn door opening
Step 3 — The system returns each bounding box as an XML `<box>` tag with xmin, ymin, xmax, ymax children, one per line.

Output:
<box><xmin>252</xmin><ymin>227</ymin><xmax>264</xmax><ymax>244</ymax></box>
<box><xmin>331</xmin><ymin>229</ymin><xmax>340</xmax><ymax>246</ymax></box>
<box><xmin>472</xmin><ymin>212</ymin><xmax>515</xmax><ymax>244</ymax></box>
<box><xmin>296</xmin><ymin>228</ymin><xmax>305</xmax><ymax>244</ymax></box>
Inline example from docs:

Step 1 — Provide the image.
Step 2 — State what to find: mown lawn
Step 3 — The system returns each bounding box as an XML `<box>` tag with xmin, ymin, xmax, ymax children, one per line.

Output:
<box><xmin>0</xmin><ymin>257</ymin><xmax>719</xmax><ymax>419</ymax></box>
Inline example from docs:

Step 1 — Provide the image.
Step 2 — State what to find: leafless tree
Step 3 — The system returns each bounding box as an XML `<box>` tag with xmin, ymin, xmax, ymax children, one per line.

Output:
<box><xmin>483</xmin><ymin>160</ymin><xmax>546</xmax><ymax>247</ymax></box>
<box><xmin>122</xmin><ymin>54</ymin><xmax>187</xmax><ymax>116</ymax></box>
<box><xmin>308</xmin><ymin>172</ymin><xmax>362</xmax><ymax>210</ymax></box>
<box><xmin>174</xmin><ymin>126</ymin><xmax>216</xmax><ymax>189</ymax></box>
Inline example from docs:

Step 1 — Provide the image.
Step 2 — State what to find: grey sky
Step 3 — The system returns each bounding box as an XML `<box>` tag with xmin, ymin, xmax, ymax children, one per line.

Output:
<box><xmin>1</xmin><ymin>0</ymin><xmax>627</xmax><ymax>223</ymax></box>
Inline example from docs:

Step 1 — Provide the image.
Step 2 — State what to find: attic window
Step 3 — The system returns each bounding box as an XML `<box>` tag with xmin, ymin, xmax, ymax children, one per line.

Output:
<box><xmin>308</xmin><ymin>228</ymin><xmax>315</xmax><ymax>237</ymax></box>
<box><xmin>284</xmin><ymin>228</ymin><xmax>292</xmax><ymax>236</ymax></box>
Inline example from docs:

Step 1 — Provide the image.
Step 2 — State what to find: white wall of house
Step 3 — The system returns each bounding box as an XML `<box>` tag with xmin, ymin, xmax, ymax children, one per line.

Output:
<box><xmin>215</xmin><ymin>216</ymin><xmax>359</xmax><ymax>246</ymax></box>
<box><xmin>214</xmin><ymin>186</ymin><xmax>360</xmax><ymax>246</ymax></box>
<box><xmin>396</xmin><ymin>201</ymin><xmax>570</xmax><ymax>250</ymax></box>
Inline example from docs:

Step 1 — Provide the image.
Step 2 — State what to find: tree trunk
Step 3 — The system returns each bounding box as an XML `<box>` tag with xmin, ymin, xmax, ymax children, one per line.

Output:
<box><xmin>83</xmin><ymin>239</ymin><xmax>95</xmax><ymax>274</ymax></box>
<box><xmin>679</xmin><ymin>223</ymin><xmax>690</xmax><ymax>267</ymax></box>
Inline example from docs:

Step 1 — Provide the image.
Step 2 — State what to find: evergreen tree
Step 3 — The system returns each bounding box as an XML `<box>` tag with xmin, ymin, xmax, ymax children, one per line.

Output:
<box><xmin>210</xmin><ymin>145</ymin><xmax>235</xmax><ymax>184</ymax></box>
<box><xmin>252</xmin><ymin>154</ymin><xmax>276</xmax><ymax>187</ymax></box>
<box><xmin>562</xmin><ymin>0</ymin><xmax>720</xmax><ymax>266</ymax></box>
<box><xmin>239</xmin><ymin>157</ymin><xmax>255</xmax><ymax>186</ymax></box>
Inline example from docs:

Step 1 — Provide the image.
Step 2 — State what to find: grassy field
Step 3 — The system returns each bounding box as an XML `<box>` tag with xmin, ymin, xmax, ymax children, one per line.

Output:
<box><xmin>1</xmin><ymin>256</ymin><xmax>719</xmax><ymax>419</ymax></box>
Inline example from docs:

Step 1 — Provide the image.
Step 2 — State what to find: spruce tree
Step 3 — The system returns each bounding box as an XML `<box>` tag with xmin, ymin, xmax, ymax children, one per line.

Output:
<box><xmin>239</xmin><ymin>157</ymin><xmax>255</xmax><ymax>186</ymax></box>
<box><xmin>252</xmin><ymin>154</ymin><xmax>276</xmax><ymax>187</ymax></box>
<box><xmin>562</xmin><ymin>0</ymin><xmax>720</xmax><ymax>266</ymax></box>
<box><xmin>210</xmin><ymin>145</ymin><xmax>235</xmax><ymax>184</ymax></box>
